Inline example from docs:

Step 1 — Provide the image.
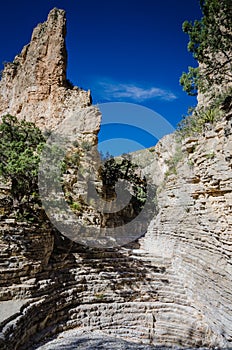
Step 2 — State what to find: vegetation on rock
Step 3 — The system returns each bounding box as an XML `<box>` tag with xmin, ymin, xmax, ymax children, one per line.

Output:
<box><xmin>99</xmin><ymin>156</ymin><xmax>147</xmax><ymax>208</ymax></box>
<box><xmin>180</xmin><ymin>0</ymin><xmax>232</xmax><ymax>97</ymax></box>
<box><xmin>177</xmin><ymin>87</ymin><xmax>231</xmax><ymax>137</ymax></box>
<box><xmin>178</xmin><ymin>0</ymin><xmax>232</xmax><ymax>138</ymax></box>
<box><xmin>0</xmin><ymin>114</ymin><xmax>45</xmax><ymax>208</ymax></box>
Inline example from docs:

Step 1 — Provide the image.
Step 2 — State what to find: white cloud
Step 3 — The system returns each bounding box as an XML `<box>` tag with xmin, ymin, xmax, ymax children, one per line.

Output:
<box><xmin>97</xmin><ymin>81</ymin><xmax>177</xmax><ymax>102</ymax></box>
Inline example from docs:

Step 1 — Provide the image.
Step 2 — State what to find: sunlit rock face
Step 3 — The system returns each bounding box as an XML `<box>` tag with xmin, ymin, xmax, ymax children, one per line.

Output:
<box><xmin>140</xmin><ymin>113</ymin><xmax>232</xmax><ymax>348</ymax></box>
<box><xmin>0</xmin><ymin>8</ymin><xmax>98</xmax><ymax>133</ymax></box>
<box><xmin>0</xmin><ymin>8</ymin><xmax>232</xmax><ymax>350</ymax></box>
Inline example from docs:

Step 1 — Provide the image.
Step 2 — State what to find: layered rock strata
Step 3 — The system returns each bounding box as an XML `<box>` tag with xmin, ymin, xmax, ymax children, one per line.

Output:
<box><xmin>141</xmin><ymin>112</ymin><xmax>232</xmax><ymax>347</ymax></box>
<box><xmin>0</xmin><ymin>112</ymin><xmax>231</xmax><ymax>349</ymax></box>
<box><xmin>0</xmin><ymin>8</ymin><xmax>231</xmax><ymax>350</ymax></box>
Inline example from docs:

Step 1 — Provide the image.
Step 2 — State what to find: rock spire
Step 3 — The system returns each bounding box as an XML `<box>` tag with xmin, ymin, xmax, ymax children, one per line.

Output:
<box><xmin>0</xmin><ymin>8</ymin><xmax>95</xmax><ymax>131</ymax></box>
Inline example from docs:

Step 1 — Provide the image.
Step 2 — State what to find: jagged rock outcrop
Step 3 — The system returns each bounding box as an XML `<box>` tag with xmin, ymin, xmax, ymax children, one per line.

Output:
<box><xmin>0</xmin><ymin>8</ymin><xmax>231</xmax><ymax>350</ymax></box>
<box><xmin>0</xmin><ymin>8</ymin><xmax>94</xmax><ymax>132</ymax></box>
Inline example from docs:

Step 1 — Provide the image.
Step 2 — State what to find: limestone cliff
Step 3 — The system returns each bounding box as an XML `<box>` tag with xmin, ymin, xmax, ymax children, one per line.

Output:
<box><xmin>0</xmin><ymin>8</ymin><xmax>231</xmax><ymax>350</ymax></box>
<box><xmin>0</xmin><ymin>8</ymin><xmax>94</xmax><ymax>132</ymax></box>
<box><xmin>140</xmin><ymin>112</ymin><xmax>232</xmax><ymax>347</ymax></box>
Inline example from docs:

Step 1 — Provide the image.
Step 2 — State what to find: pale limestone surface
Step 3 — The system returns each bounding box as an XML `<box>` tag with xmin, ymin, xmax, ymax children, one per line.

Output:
<box><xmin>141</xmin><ymin>115</ymin><xmax>232</xmax><ymax>348</ymax></box>
<box><xmin>0</xmin><ymin>8</ymin><xmax>231</xmax><ymax>350</ymax></box>
<box><xmin>0</xmin><ymin>300</ymin><xmax>27</xmax><ymax>323</ymax></box>
<box><xmin>33</xmin><ymin>329</ymin><xmax>210</xmax><ymax>350</ymax></box>
<box><xmin>0</xmin><ymin>8</ymin><xmax>98</xmax><ymax>133</ymax></box>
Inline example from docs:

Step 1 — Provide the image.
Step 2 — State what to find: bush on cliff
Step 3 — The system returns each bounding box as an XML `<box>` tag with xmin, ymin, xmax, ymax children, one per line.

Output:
<box><xmin>0</xmin><ymin>114</ymin><xmax>45</xmax><ymax>207</ymax></box>
<box><xmin>180</xmin><ymin>0</ymin><xmax>232</xmax><ymax>96</ymax></box>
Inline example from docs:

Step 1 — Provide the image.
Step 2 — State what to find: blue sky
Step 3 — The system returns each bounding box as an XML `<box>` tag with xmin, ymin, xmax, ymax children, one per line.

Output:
<box><xmin>0</xmin><ymin>0</ymin><xmax>202</xmax><ymax>155</ymax></box>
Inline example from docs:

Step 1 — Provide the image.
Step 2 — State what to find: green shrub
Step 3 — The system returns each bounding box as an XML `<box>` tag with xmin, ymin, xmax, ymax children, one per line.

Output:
<box><xmin>178</xmin><ymin>88</ymin><xmax>231</xmax><ymax>139</ymax></box>
<box><xmin>81</xmin><ymin>141</ymin><xmax>92</xmax><ymax>151</ymax></box>
<box><xmin>164</xmin><ymin>145</ymin><xmax>183</xmax><ymax>178</ymax></box>
<box><xmin>205</xmin><ymin>152</ymin><xmax>215</xmax><ymax>159</ymax></box>
<box><xmin>95</xmin><ymin>293</ymin><xmax>105</xmax><ymax>300</ymax></box>
<box><xmin>65</xmin><ymin>150</ymin><xmax>81</xmax><ymax>167</ymax></box>
<box><xmin>0</xmin><ymin>114</ymin><xmax>45</xmax><ymax>206</ymax></box>
<box><xmin>70</xmin><ymin>201</ymin><xmax>82</xmax><ymax>211</ymax></box>
<box><xmin>177</xmin><ymin>105</ymin><xmax>222</xmax><ymax>138</ymax></box>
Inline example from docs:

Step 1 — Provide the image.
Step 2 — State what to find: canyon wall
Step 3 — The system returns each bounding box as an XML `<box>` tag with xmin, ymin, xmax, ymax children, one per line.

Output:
<box><xmin>141</xmin><ymin>112</ymin><xmax>232</xmax><ymax>347</ymax></box>
<box><xmin>0</xmin><ymin>8</ymin><xmax>231</xmax><ymax>350</ymax></box>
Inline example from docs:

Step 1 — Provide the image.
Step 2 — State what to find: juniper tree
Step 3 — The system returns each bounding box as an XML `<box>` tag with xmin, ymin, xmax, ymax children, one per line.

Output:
<box><xmin>180</xmin><ymin>0</ymin><xmax>232</xmax><ymax>96</ymax></box>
